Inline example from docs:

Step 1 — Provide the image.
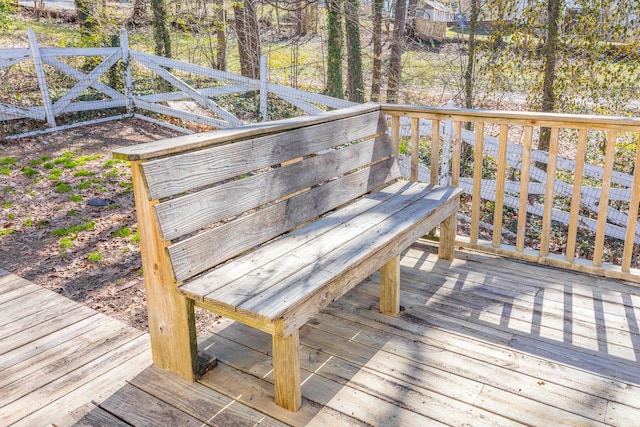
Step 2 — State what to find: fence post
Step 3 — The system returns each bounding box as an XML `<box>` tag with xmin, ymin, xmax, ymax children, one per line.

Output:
<box><xmin>440</xmin><ymin>100</ymin><xmax>456</xmax><ymax>185</ymax></box>
<box><xmin>260</xmin><ymin>55</ymin><xmax>269</xmax><ymax>122</ymax></box>
<box><xmin>120</xmin><ymin>28</ymin><xmax>134</xmax><ymax>117</ymax></box>
<box><xmin>27</xmin><ymin>30</ymin><xmax>56</xmax><ymax>128</ymax></box>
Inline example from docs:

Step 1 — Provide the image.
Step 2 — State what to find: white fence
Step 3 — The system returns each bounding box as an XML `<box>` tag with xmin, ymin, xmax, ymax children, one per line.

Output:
<box><xmin>1</xmin><ymin>29</ymin><xmax>354</xmax><ymax>139</ymax></box>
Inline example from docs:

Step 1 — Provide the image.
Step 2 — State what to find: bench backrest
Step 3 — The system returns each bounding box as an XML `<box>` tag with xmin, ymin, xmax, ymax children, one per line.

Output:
<box><xmin>131</xmin><ymin>105</ymin><xmax>400</xmax><ymax>283</ymax></box>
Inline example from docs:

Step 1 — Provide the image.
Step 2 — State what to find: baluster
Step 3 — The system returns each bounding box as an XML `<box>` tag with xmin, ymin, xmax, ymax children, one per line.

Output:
<box><xmin>493</xmin><ymin>123</ymin><xmax>509</xmax><ymax>248</ymax></box>
<box><xmin>593</xmin><ymin>130</ymin><xmax>617</xmax><ymax>267</ymax></box>
<box><xmin>540</xmin><ymin>127</ymin><xmax>559</xmax><ymax>257</ymax></box>
<box><xmin>470</xmin><ymin>122</ymin><xmax>484</xmax><ymax>244</ymax></box>
<box><xmin>516</xmin><ymin>125</ymin><xmax>533</xmax><ymax>252</ymax></box>
<box><xmin>431</xmin><ymin>119</ymin><xmax>440</xmax><ymax>184</ymax></box>
<box><xmin>411</xmin><ymin>117</ymin><xmax>419</xmax><ymax>182</ymax></box>
<box><xmin>566</xmin><ymin>129</ymin><xmax>588</xmax><ymax>262</ymax></box>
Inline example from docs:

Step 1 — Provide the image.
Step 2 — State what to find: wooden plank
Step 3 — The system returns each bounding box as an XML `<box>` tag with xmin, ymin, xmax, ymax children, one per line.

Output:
<box><xmin>180</xmin><ymin>181</ymin><xmax>406</xmax><ymax>301</ymax></box>
<box><xmin>0</xmin><ymin>320</ymin><xmax>140</xmax><ymax>407</ymax></box>
<box><xmin>437</xmin><ymin>211</ymin><xmax>456</xmax><ymax>260</ymax></box>
<box><xmin>169</xmin><ymin>161</ymin><xmax>398</xmax><ymax>282</ymax></box>
<box><xmin>380</xmin><ymin>104</ymin><xmax>640</xmax><ymax>132</ymax></box>
<box><xmin>142</xmin><ymin>109</ymin><xmax>386</xmax><ymax>200</ymax></box>
<box><xmin>240</xmin><ymin>186</ymin><xmax>461</xmax><ymax>325</ymax></box>
<box><xmin>155</xmin><ymin>136</ymin><xmax>395</xmax><ymax>241</ymax></box>
<box><xmin>0</xmin><ymin>280</ymin><xmax>41</xmax><ymax>304</ymax></box>
<box><xmin>199</xmin><ymin>181</ymin><xmax>437</xmax><ymax>308</ymax></box>
<box><xmin>15</xmin><ymin>345</ymin><xmax>150</xmax><ymax>427</ymax></box>
<box><xmin>0</xmin><ymin>320</ymin><xmax>141</xmax><ymax>390</ymax></box>
<box><xmin>410</xmin><ymin>116</ymin><xmax>419</xmax><ymax>181</ymax></box>
<box><xmin>593</xmin><ymin>130</ymin><xmax>618</xmax><ymax>267</ymax></box>
<box><xmin>114</xmin><ymin>104</ymin><xmax>381</xmax><ymax>161</ymax></box>
<box><xmin>131</xmin><ymin>161</ymin><xmax>198</xmax><ymax>382</ymax></box>
<box><xmin>451</xmin><ymin>120</ymin><xmax>462</xmax><ymax>187</ymax></box>
<box><xmin>0</xmin><ymin>334</ymin><xmax>149</xmax><ymax>426</ymax></box>
<box><xmin>200</xmin><ymin>362</ymin><xmax>368</xmax><ymax>427</ymax></box>
<box><xmin>0</xmin><ymin>272</ymin><xmax>32</xmax><ymax>292</ymax></box>
<box><xmin>492</xmin><ymin>123</ymin><xmax>509</xmax><ymax>248</ymax></box>
<box><xmin>606</xmin><ymin>401</ymin><xmax>640</xmax><ymax>427</ymax></box>
<box><xmin>0</xmin><ymin>288</ymin><xmax>63</xmax><ymax>326</ymax></box>
<box><xmin>431</xmin><ymin>118</ymin><xmax>440</xmax><ymax>184</ymax></box>
<box><xmin>49</xmin><ymin>402</ymin><xmax>131</xmax><ymax>427</ymax></box>
<box><xmin>129</xmin><ymin>365</ymin><xmax>287</xmax><ymax>426</ymax></box>
<box><xmin>94</xmin><ymin>383</ymin><xmax>205</xmax><ymax>427</ymax></box>
<box><xmin>0</xmin><ymin>309</ymin><xmax>102</xmax><ymax>370</ymax></box>
<box><xmin>200</xmin><ymin>332</ymin><xmax>451</xmax><ymax>426</ymax></box>
<box><xmin>470</xmin><ymin>121</ymin><xmax>484</xmax><ymax>243</ymax></box>
<box><xmin>566</xmin><ymin>128</ymin><xmax>588</xmax><ymax>262</ymax></box>
<box><xmin>515</xmin><ymin>126</ymin><xmax>533</xmax><ymax>251</ymax></box>
<box><xmin>0</xmin><ymin>302</ymin><xmax>83</xmax><ymax>339</ymax></box>
<box><xmin>539</xmin><ymin>127</ymin><xmax>560</xmax><ymax>257</ymax></box>
<box><xmin>379</xmin><ymin>255</ymin><xmax>400</xmax><ymax>316</ymax></box>
<box><xmin>27</xmin><ymin>30</ymin><xmax>56</xmax><ymax>127</ymax></box>
<box><xmin>622</xmin><ymin>137</ymin><xmax>640</xmax><ymax>271</ymax></box>
<box><xmin>210</xmin><ymin>321</ymin><xmax>521</xmax><ymax>426</ymax></box>
<box><xmin>313</xmin><ymin>295</ymin><xmax>611</xmax><ymax>424</ymax></box>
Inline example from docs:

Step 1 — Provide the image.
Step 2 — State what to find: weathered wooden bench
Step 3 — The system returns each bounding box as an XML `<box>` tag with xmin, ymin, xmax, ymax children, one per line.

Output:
<box><xmin>113</xmin><ymin>104</ymin><xmax>462</xmax><ymax>411</ymax></box>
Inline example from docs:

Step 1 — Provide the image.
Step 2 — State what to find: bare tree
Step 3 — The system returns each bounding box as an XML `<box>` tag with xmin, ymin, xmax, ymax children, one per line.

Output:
<box><xmin>151</xmin><ymin>0</ymin><xmax>171</xmax><ymax>57</ymax></box>
<box><xmin>234</xmin><ymin>0</ymin><xmax>261</xmax><ymax>78</ymax></box>
<box><xmin>345</xmin><ymin>0</ymin><xmax>364</xmax><ymax>102</ymax></box>
<box><xmin>387</xmin><ymin>0</ymin><xmax>407</xmax><ymax>103</ymax></box>
<box><xmin>370</xmin><ymin>0</ymin><xmax>383</xmax><ymax>101</ymax></box>
<box><xmin>326</xmin><ymin>0</ymin><xmax>343</xmax><ymax>98</ymax></box>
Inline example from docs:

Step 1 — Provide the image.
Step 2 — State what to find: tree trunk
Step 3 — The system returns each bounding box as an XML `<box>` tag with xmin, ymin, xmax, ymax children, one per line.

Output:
<box><xmin>386</xmin><ymin>0</ymin><xmax>407</xmax><ymax>104</ymax></box>
<box><xmin>214</xmin><ymin>0</ymin><xmax>226</xmax><ymax>71</ymax></box>
<box><xmin>406</xmin><ymin>0</ymin><xmax>419</xmax><ymax>37</ymax></box>
<box><xmin>151</xmin><ymin>0</ymin><xmax>171</xmax><ymax>58</ymax></box>
<box><xmin>326</xmin><ymin>0</ymin><xmax>343</xmax><ymax>98</ymax></box>
<box><xmin>538</xmin><ymin>0</ymin><xmax>561</xmax><ymax>152</ymax></box>
<box><xmin>345</xmin><ymin>0</ymin><xmax>364</xmax><ymax>102</ymax></box>
<box><xmin>130</xmin><ymin>0</ymin><xmax>147</xmax><ymax>25</ymax></box>
<box><xmin>464</xmin><ymin>0</ymin><xmax>479</xmax><ymax>111</ymax></box>
<box><xmin>370</xmin><ymin>0</ymin><xmax>383</xmax><ymax>102</ymax></box>
<box><xmin>234</xmin><ymin>0</ymin><xmax>261</xmax><ymax>79</ymax></box>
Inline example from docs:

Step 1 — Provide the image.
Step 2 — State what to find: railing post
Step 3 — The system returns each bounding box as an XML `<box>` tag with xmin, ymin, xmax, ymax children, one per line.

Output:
<box><xmin>440</xmin><ymin>100</ymin><xmax>455</xmax><ymax>185</ymax></box>
<box><xmin>120</xmin><ymin>28</ymin><xmax>134</xmax><ymax>117</ymax></box>
<box><xmin>27</xmin><ymin>29</ymin><xmax>56</xmax><ymax>128</ymax></box>
<box><xmin>260</xmin><ymin>55</ymin><xmax>269</xmax><ymax>122</ymax></box>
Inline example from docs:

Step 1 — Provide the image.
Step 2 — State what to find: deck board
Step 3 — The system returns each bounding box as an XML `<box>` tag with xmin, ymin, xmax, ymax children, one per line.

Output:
<box><xmin>2</xmin><ymin>241</ymin><xmax>640</xmax><ymax>426</ymax></box>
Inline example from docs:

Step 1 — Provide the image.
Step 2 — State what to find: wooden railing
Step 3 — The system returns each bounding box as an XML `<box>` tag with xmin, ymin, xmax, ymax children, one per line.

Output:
<box><xmin>383</xmin><ymin>104</ymin><xmax>640</xmax><ymax>283</ymax></box>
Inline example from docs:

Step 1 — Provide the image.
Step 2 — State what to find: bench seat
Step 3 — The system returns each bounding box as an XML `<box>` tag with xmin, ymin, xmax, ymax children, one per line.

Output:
<box><xmin>180</xmin><ymin>181</ymin><xmax>460</xmax><ymax>337</ymax></box>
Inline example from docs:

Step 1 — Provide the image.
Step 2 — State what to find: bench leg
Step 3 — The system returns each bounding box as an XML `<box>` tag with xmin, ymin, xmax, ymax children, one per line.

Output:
<box><xmin>272</xmin><ymin>331</ymin><xmax>302</xmax><ymax>411</ymax></box>
<box><xmin>438</xmin><ymin>212</ymin><xmax>457</xmax><ymax>261</ymax></box>
<box><xmin>380</xmin><ymin>255</ymin><xmax>400</xmax><ymax>316</ymax></box>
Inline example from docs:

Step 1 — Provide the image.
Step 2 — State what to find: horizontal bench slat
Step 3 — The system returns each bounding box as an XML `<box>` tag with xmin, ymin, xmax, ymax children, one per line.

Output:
<box><xmin>244</xmin><ymin>186</ymin><xmax>462</xmax><ymax>323</ymax></box>
<box><xmin>155</xmin><ymin>135</ymin><xmax>396</xmax><ymax>241</ymax></box>
<box><xmin>199</xmin><ymin>182</ymin><xmax>436</xmax><ymax>310</ymax></box>
<box><xmin>178</xmin><ymin>181</ymin><xmax>408</xmax><ymax>301</ymax></box>
<box><xmin>114</xmin><ymin>104</ymin><xmax>382</xmax><ymax>161</ymax></box>
<box><xmin>168</xmin><ymin>159</ymin><xmax>399</xmax><ymax>282</ymax></box>
<box><xmin>142</xmin><ymin>110</ymin><xmax>387</xmax><ymax>200</ymax></box>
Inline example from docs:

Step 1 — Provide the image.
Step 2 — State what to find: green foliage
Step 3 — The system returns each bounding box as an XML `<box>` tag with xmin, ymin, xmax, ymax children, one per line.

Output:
<box><xmin>87</xmin><ymin>252</ymin><xmax>103</xmax><ymax>262</ymax></box>
<box><xmin>69</xmin><ymin>194</ymin><xmax>83</xmax><ymax>202</ymax></box>
<box><xmin>131</xmin><ymin>232</ymin><xmax>140</xmax><ymax>245</ymax></box>
<box><xmin>52</xmin><ymin>221</ymin><xmax>95</xmax><ymax>237</ymax></box>
<box><xmin>59</xmin><ymin>237</ymin><xmax>74</xmax><ymax>248</ymax></box>
<box><xmin>0</xmin><ymin>1</ymin><xmax>10</xmax><ymax>29</ymax></box>
<box><xmin>0</xmin><ymin>157</ymin><xmax>16</xmax><ymax>166</ymax></box>
<box><xmin>22</xmin><ymin>167</ymin><xmax>38</xmax><ymax>177</ymax></box>
<box><xmin>2</xmin><ymin>201</ymin><xmax>12</xmax><ymax>209</ymax></box>
<box><xmin>0</xmin><ymin>229</ymin><xmax>15</xmax><ymax>236</ymax></box>
<box><xmin>54</xmin><ymin>182</ymin><xmax>73</xmax><ymax>193</ymax></box>
<box><xmin>111</xmin><ymin>226</ymin><xmax>132</xmax><ymax>238</ymax></box>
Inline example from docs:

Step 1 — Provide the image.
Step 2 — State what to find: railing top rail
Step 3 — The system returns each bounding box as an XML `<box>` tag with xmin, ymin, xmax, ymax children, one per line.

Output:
<box><xmin>381</xmin><ymin>104</ymin><xmax>640</xmax><ymax>131</ymax></box>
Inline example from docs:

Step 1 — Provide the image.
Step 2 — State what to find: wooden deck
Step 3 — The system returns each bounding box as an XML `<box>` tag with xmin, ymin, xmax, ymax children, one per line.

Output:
<box><xmin>2</xmin><ymin>241</ymin><xmax>640</xmax><ymax>426</ymax></box>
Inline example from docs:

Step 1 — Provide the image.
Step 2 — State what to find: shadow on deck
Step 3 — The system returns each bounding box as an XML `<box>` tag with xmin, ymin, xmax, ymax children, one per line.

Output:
<box><xmin>3</xmin><ymin>240</ymin><xmax>640</xmax><ymax>426</ymax></box>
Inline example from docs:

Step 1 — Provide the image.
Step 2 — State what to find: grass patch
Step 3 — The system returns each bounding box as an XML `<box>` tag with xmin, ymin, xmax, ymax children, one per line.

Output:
<box><xmin>2</xmin><ymin>201</ymin><xmax>12</xmax><ymax>209</ymax></box>
<box><xmin>49</xmin><ymin>169</ymin><xmax>63</xmax><ymax>180</ymax></box>
<box><xmin>22</xmin><ymin>166</ymin><xmax>38</xmax><ymax>177</ymax></box>
<box><xmin>67</xmin><ymin>209</ymin><xmax>79</xmax><ymax>216</ymax></box>
<box><xmin>0</xmin><ymin>229</ymin><xmax>15</xmax><ymax>236</ymax></box>
<box><xmin>59</xmin><ymin>237</ymin><xmax>74</xmax><ymax>248</ymax></box>
<box><xmin>131</xmin><ymin>232</ymin><xmax>140</xmax><ymax>244</ymax></box>
<box><xmin>54</xmin><ymin>182</ymin><xmax>73</xmax><ymax>193</ymax></box>
<box><xmin>0</xmin><ymin>167</ymin><xmax>11</xmax><ymax>175</ymax></box>
<box><xmin>87</xmin><ymin>252</ymin><xmax>103</xmax><ymax>263</ymax></box>
<box><xmin>74</xmin><ymin>169</ymin><xmax>94</xmax><ymax>177</ymax></box>
<box><xmin>52</xmin><ymin>221</ymin><xmax>95</xmax><ymax>237</ymax></box>
<box><xmin>111</xmin><ymin>226</ymin><xmax>132</xmax><ymax>238</ymax></box>
<box><xmin>0</xmin><ymin>157</ymin><xmax>17</xmax><ymax>166</ymax></box>
<box><xmin>69</xmin><ymin>194</ymin><xmax>83</xmax><ymax>202</ymax></box>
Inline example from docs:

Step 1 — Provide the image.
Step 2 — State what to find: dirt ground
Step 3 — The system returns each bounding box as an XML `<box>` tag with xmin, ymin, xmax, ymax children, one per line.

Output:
<box><xmin>0</xmin><ymin>119</ymin><xmax>220</xmax><ymax>332</ymax></box>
